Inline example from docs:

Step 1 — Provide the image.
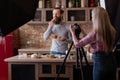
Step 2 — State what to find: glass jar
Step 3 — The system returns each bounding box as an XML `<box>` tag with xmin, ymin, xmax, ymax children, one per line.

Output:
<box><xmin>46</xmin><ymin>0</ymin><xmax>51</xmax><ymax>8</ymax></box>
<box><xmin>55</xmin><ymin>0</ymin><xmax>61</xmax><ymax>8</ymax></box>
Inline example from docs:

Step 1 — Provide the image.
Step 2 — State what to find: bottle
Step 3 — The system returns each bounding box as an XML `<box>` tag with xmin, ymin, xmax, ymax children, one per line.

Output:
<box><xmin>38</xmin><ymin>0</ymin><xmax>43</xmax><ymax>8</ymax></box>
<box><xmin>46</xmin><ymin>0</ymin><xmax>51</xmax><ymax>8</ymax></box>
<box><xmin>97</xmin><ymin>1</ymin><xmax>100</xmax><ymax>6</ymax></box>
<box><xmin>72</xmin><ymin>0</ymin><xmax>76</xmax><ymax>7</ymax></box>
<box><xmin>68</xmin><ymin>0</ymin><xmax>73</xmax><ymax>8</ymax></box>
<box><xmin>61</xmin><ymin>0</ymin><xmax>65</xmax><ymax>8</ymax></box>
<box><xmin>96</xmin><ymin>0</ymin><xmax>100</xmax><ymax>6</ymax></box>
<box><xmin>81</xmin><ymin>0</ymin><xmax>85</xmax><ymax>7</ymax></box>
<box><xmin>75</xmin><ymin>0</ymin><xmax>79</xmax><ymax>8</ymax></box>
<box><xmin>55</xmin><ymin>0</ymin><xmax>61</xmax><ymax>8</ymax></box>
<box><xmin>90</xmin><ymin>0</ymin><xmax>95</xmax><ymax>7</ymax></box>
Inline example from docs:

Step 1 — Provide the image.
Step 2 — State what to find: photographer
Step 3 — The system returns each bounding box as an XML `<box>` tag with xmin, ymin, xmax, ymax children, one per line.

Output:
<box><xmin>70</xmin><ymin>7</ymin><xmax>116</xmax><ymax>80</ymax></box>
<box><xmin>43</xmin><ymin>7</ymin><xmax>72</xmax><ymax>55</ymax></box>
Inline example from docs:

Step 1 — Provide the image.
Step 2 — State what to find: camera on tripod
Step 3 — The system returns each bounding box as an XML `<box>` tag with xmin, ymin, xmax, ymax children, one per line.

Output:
<box><xmin>73</xmin><ymin>23</ymin><xmax>81</xmax><ymax>39</ymax></box>
<box><xmin>56</xmin><ymin>23</ymin><xmax>90</xmax><ymax>80</ymax></box>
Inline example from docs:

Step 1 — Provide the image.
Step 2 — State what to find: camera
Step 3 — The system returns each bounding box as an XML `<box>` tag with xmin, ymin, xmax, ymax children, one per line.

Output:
<box><xmin>73</xmin><ymin>23</ymin><xmax>81</xmax><ymax>39</ymax></box>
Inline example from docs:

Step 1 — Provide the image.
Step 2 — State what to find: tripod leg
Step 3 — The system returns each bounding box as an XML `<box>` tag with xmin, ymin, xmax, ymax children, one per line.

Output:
<box><xmin>76</xmin><ymin>48</ymin><xmax>83</xmax><ymax>68</ymax></box>
<box><xmin>81</xmin><ymin>47</ymin><xmax>90</xmax><ymax>67</ymax></box>
<box><xmin>80</xmin><ymin>47</ymin><xmax>92</xmax><ymax>80</ymax></box>
<box><xmin>77</xmin><ymin>48</ymin><xmax>84</xmax><ymax>80</ymax></box>
<box><xmin>76</xmin><ymin>48</ymin><xmax>79</xmax><ymax>68</ymax></box>
<box><xmin>55</xmin><ymin>42</ymin><xmax>73</xmax><ymax>80</ymax></box>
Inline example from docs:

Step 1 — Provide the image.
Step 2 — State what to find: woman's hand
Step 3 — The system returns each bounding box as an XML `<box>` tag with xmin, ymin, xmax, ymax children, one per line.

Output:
<box><xmin>69</xmin><ymin>25</ymin><xmax>78</xmax><ymax>45</ymax></box>
<box><xmin>69</xmin><ymin>25</ymin><xmax>75</xmax><ymax>35</ymax></box>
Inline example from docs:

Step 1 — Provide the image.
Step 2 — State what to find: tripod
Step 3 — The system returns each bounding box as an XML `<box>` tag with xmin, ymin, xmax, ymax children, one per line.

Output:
<box><xmin>55</xmin><ymin>24</ymin><xmax>90</xmax><ymax>80</ymax></box>
<box><xmin>55</xmin><ymin>41</ymin><xmax>90</xmax><ymax>80</ymax></box>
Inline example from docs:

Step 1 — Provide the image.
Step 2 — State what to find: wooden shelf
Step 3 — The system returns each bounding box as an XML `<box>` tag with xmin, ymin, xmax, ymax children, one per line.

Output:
<box><xmin>27</xmin><ymin>21</ymin><xmax>42</xmax><ymax>25</ymax></box>
<box><xmin>26</xmin><ymin>0</ymin><xmax>95</xmax><ymax>25</ymax></box>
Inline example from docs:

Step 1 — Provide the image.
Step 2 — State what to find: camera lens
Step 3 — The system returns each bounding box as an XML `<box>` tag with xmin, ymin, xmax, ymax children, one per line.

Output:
<box><xmin>73</xmin><ymin>23</ymin><xmax>81</xmax><ymax>39</ymax></box>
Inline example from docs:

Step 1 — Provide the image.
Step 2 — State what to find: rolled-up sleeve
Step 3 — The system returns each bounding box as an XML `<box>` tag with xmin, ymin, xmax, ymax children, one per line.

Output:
<box><xmin>74</xmin><ymin>32</ymin><xmax>96</xmax><ymax>48</ymax></box>
<box><xmin>43</xmin><ymin>26</ymin><xmax>52</xmax><ymax>40</ymax></box>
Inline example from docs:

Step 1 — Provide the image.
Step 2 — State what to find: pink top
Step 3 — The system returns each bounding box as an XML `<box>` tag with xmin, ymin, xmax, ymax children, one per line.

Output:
<box><xmin>74</xmin><ymin>31</ymin><xmax>104</xmax><ymax>53</ymax></box>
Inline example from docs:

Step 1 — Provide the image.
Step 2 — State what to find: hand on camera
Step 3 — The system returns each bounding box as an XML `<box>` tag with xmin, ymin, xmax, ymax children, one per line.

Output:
<box><xmin>69</xmin><ymin>25</ymin><xmax>75</xmax><ymax>34</ymax></box>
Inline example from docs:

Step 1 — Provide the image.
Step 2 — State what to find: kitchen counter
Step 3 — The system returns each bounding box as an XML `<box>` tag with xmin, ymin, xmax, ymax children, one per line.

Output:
<box><xmin>5</xmin><ymin>55</ymin><xmax>93</xmax><ymax>63</ymax></box>
<box><xmin>18</xmin><ymin>48</ymin><xmax>50</xmax><ymax>54</ymax></box>
<box><xmin>18</xmin><ymin>48</ymin><xmax>76</xmax><ymax>54</ymax></box>
<box><xmin>5</xmin><ymin>55</ymin><xmax>93</xmax><ymax>80</ymax></box>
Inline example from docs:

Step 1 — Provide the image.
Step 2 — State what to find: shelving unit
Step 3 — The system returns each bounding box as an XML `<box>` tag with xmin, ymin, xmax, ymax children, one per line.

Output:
<box><xmin>18</xmin><ymin>0</ymin><xmax>99</xmax><ymax>49</ymax></box>
<box><xmin>66</xmin><ymin>8</ymin><xmax>90</xmax><ymax>24</ymax></box>
<box><xmin>27</xmin><ymin>0</ymin><xmax>97</xmax><ymax>25</ymax></box>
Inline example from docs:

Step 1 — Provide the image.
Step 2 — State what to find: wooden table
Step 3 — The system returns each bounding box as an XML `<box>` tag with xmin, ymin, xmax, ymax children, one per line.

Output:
<box><xmin>5</xmin><ymin>55</ymin><xmax>93</xmax><ymax>80</ymax></box>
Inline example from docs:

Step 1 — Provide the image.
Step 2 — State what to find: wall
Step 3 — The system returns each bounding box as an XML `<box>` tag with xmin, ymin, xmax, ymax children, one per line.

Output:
<box><xmin>19</xmin><ymin>23</ymin><xmax>92</xmax><ymax>50</ymax></box>
<box><xmin>19</xmin><ymin>24</ymin><xmax>51</xmax><ymax>49</ymax></box>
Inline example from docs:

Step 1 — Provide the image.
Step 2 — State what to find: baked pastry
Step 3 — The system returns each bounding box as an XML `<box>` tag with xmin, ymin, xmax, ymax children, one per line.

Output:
<box><xmin>51</xmin><ymin>34</ymin><xmax>58</xmax><ymax>39</ymax></box>
<box><xmin>51</xmin><ymin>17</ymin><xmax>58</xmax><ymax>23</ymax></box>
<box><xmin>58</xmin><ymin>36</ymin><xmax>66</xmax><ymax>41</ymax></box>
<box><xmin>46</xmin><ymin>54</ymin><xmax>56</xmax><ymax>58</ymax></box>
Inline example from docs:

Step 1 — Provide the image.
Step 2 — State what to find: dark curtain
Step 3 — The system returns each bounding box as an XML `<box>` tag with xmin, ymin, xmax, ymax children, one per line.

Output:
<box><xmin>105</xmin><ymin>0</ymin><xmax>120</xmax><ymax>66</ymax></box>
<box><xmin>105</xmin><ymin>0</ymin><xmax>120</xmax><ymax>45</ymax></box>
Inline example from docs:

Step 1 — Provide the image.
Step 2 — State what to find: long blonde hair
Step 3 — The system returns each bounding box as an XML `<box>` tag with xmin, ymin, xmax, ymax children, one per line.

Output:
<box><xmin>92</xmin><ymin>7</ymin><xmax>116</xmax><ymax>53</ymax></box>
